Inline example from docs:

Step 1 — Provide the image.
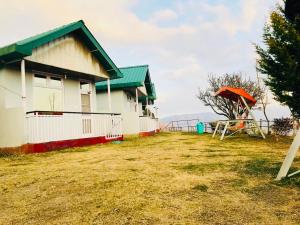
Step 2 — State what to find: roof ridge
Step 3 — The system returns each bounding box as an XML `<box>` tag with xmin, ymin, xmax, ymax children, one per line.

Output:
<box><xmin>17</xmin><ymin>20</ymin><xmax>83</xmax><ymax>46</ymax></box>
<box><xmin>0</xmin><ymin>20</ymin><xmax>83</xmax><ymax>49</ymax></box>
<box><xmin>119</xmin><ymin>64</ymin><xmax>149</xmax><ymax>69</ymax></box>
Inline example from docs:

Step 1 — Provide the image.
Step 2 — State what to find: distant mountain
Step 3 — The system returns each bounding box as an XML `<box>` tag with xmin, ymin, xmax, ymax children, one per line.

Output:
<box><xmin>161</xmin><ymin>112</ymin><xmax>222</xmax><ymax>124</ymax></box>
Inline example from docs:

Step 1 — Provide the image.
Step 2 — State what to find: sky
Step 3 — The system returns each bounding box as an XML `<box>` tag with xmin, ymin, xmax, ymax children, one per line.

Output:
<box><xmin>0</xmin><ymin>0</ymin><xmax>291</xmax><ymax>119</ymax></box>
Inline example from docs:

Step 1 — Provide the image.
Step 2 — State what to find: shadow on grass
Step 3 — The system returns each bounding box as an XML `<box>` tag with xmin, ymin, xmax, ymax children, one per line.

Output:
<box><xmin>177</xmin><ymin>162</ymin><xmax>226</xmax><ymax>175</ymax></box>
<box><xmin>0</xmin><ymin>152</ymin><xmax>18</xmax><ymax>158</ymax></box>
<box><xmin>235</xmin><ymin>159</ymin><xmax>279</xmax><ymax>176</ymax></box>
<box><xmin>233</xmin><ymin>158</ymin><xmax>300</xmax><ymax>188</ymax></box>
<box><xmin>125</xmin><ymin>157</ymin><xmax>138</xmax><ymax>161</ymax></box>
<box><xmin>192</xmin><ymin>184</ymin><xmax>209</xmax><ymax>192</ymax></box>
<box><xmin>53</xmin><ymin>147</ymin><xmax>92</xmax><ymax>154</ymax></box>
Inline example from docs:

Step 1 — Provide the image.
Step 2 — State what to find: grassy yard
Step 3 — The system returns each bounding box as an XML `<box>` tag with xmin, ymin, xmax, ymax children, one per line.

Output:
<box><xmin>0</xmin><ymin>132</ymin><xmax>299</xmax><ymax>225</ymax></box>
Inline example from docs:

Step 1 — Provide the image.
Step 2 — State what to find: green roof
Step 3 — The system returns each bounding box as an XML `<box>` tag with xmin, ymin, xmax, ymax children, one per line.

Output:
<box><xmin>0</xmin><ymin>20</ymin><xmax>122</xmax><ymax>79</ymax></box>
<box><xmin>96</xmin><ymin>65</ymin><xmax>148</xmax><ymax>89</ymax></box>
<box><xmin>139</xmin><ymin>83</ymin><xmax>157</xmax><ymax>102</ymax></box>
<box><xmin>96</xmin><ymin>64</ymin><xmax>157</xmax><ymax>100</ymax></box>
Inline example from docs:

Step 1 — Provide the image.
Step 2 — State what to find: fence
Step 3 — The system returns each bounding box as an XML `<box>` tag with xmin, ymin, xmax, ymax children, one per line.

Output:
<box><xmin>26</xmin><ymin>111</ymin><xmax>122</xmax><ymax>143</ymax></box>
<box><xmin>163</xmin><ymin>119</ymin><xmax>275</xmax><ymax>134</ymax></box>
<box><xmin>139</xmin><ymin>116</ymin><xmax>159</xmax><ymax>132</ymax></box>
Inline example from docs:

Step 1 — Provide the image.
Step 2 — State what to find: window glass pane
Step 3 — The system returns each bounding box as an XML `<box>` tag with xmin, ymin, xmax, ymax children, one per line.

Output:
<box><xmin>34</xmin><ymin>87</ymin><xmax>63</xmax><ymax>111</ymax></box>
<box><xmin>49</xmin><ymin>77</ymin><xmax>62</xmax><ymax>89</ymax></box>
<box><xmin>81</xmin><ymin>94</ymin><xmax>91</xmax><ymax>112</ymax></box>
<box><xmin>80</xmin><ymin>82</ymin><xmax>90</xmax><ymax>94</ymax></box>
<box><xmin>34</xmin><ymin>75</ymin><xmax>47</xmax><ymax>87</ymax></box>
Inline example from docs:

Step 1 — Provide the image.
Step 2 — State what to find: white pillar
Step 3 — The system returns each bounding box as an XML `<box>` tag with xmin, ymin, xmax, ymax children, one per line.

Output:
<box><xmin>146</xmin><ymin>97</ymin><xmax>149</xmax><ymax>116</ymax></box>
<box><xmin>107</xmin><ymin>78</ymin><xmax>111</xmax><ymax>112</ymax></box>
<box><xmin>21</xmin><ymin>59</ymin><xmax>26</xmax><ymax>112</ymax></box>
<box><xmin>135</xmin><ymin>88</ymin><xmax>138</xmax><ymax>113</ymax></box>
<box><xmin>21</xmin><ymin>59</ymin><xmax>27</xmax><ymax>144</ymax></box>
<box><xmin>276</xmin><ymin>129</ymin><xmax>300</xmax><ymax>180</ymax></box>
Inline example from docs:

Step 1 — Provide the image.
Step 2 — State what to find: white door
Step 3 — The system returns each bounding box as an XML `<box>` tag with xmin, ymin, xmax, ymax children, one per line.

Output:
<box><xmin>80</xmin><ymin>81</ymin><xmax>92</xmax><ymax>136</ymax></box>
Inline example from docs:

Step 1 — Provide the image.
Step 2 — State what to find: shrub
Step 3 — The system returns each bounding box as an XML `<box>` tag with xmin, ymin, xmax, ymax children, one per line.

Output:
<box><xmin>271</xmin><ymin>118</ymin><xmax>293</xmax><ymax>136</ymax></box>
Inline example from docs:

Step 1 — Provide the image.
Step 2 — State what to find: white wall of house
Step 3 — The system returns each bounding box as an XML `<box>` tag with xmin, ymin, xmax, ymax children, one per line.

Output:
<box><xmin>96</xmin><ymin>90</ymin><xmax>120</xmax><ymax>113</ymax></box>
<box><xmin>96</xmin><ymin>89</ymin><xmax>140</xmax><ymax>134</ymax></box>
<box><xmin>0</xmin><ymin>67</ymin><xmax>26</xmax><ymax>147</ymax></box>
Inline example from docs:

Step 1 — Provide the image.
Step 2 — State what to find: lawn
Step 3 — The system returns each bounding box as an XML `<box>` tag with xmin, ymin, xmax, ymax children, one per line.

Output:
<box><xmin>0</xmin><ymin>132</ymin><xmax>299</xmax><ymax>225</ymax></box>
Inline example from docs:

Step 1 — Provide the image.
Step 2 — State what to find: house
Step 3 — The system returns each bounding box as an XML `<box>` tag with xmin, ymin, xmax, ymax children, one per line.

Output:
<box><xmin>96</xmin><ymin>65</ymin><xmax>159</xmax><ymax>135</ymax></box>
<box><xmin>0</xmin><ymin>20</ymin><xmax>124</xmax><ymax>153</ymax></box>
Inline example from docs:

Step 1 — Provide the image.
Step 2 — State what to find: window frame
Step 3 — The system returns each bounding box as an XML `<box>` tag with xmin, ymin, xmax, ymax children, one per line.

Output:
<box><xmin>33</xmin><ymin>74</ymin><xmax>63</xmax><ymax>90</ymax></box>
<box><xmin>33</xmin><ymin>73</ymin><xmax>64</xmax><ymax>111</ymax></box>
<box><xmin>79</xmin><ymin>80</ymin><xmax>92</xmax><ymax>113</ymax></box>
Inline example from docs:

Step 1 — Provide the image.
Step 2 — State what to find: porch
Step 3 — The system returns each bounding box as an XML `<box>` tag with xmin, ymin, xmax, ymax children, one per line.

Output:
<box><xmin>26</xmin><ymin>111</ymin><xmax>122</xmax><ymax>152</ymax></box>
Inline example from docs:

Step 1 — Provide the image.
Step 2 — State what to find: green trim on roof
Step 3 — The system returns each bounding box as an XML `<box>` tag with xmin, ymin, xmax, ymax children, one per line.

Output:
<box><xmin>96</xmin><ymin>65</ymin><xmax>149</xmax><ymax>90</ymax></box>
<box><xmin>96</xmin><ymin>64</ymin><xmax>157</xmax><ymax>101</ymax></box>
<box><xmin>139</xmin><ymin>83</ymin><xmax>156</xmax><ymax>101</ymax></box>
<box><xmin>0</xmin><ymin>20</ymin><xmax>122</xmax><ymax>79</ymax></box>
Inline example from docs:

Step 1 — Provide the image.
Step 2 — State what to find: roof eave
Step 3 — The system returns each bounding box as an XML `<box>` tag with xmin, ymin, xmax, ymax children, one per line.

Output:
<box><xmin>96</xmin><ymin>81</ymin><xmax>143</xmax><ymax>91</ymax></box>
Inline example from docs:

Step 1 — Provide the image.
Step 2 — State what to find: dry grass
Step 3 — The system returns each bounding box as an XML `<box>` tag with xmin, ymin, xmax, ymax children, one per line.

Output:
<box><xmin>0</xmin><ymin>132</ymin><xmax>299</xmax><ymax>225</ymax></box>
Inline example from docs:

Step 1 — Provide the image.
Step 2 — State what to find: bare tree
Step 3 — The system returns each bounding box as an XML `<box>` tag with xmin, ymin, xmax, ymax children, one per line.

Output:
<box><xmin>256</xmin><ymin>70</ymin><xmax>270</xmax><ymax>134</ymax></box>
<box><xmin>198</xmin><ymin>73</ymin><xmax>263</xmax><ymax>120</ymax></box>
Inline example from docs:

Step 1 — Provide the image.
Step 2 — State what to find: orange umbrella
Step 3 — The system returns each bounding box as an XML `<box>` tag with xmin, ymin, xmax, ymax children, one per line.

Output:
<box><xmin>214</xmin><ymin>86</ymin><xmax>257</xmax><ymax>107</ymax></box>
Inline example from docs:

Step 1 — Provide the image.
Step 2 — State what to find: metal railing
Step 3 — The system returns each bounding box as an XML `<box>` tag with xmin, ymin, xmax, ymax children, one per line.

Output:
<box><xmin>163</xmin><ymin>118</ymin><xmax>275</xmax><ymax>134</ymax></box>
<box><xmin>26</xmin><ymin>111</ymin><xmax>122</xmax><ymax>143</ymax></box>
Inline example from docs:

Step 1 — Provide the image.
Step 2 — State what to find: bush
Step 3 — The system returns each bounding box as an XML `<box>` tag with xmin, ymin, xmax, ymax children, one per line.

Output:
<box><xmin>271</xmin><ymin>118</ymin><xmax>293</xmax><ymax>136</ymax></box>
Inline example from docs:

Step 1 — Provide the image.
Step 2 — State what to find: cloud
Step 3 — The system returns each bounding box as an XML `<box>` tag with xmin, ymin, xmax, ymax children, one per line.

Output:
<box><xmin>0</xmin><ymin>0</ymin><xmax>290</xmax><ymax>118</ymax></box>
<box><xmin>0</xmin><ymin>0</ymin><xmax>194</xmax><ymax>46</ymax></box>
<box><xmin>149</xmin><ymin>9</ymin><xmax>178</xmax><ymax>23</ymax></box>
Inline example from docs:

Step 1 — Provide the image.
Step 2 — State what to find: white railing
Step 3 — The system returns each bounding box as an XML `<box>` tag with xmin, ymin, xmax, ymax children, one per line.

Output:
<box><xmin>26</xmin><ymin>111</ymin><xmax>122</xmax><ymax>144</ymax></box>
<box><xmin>139</xmin><ymin>116</ymin><xmax>159</xmax><ymax>133</ymax></box>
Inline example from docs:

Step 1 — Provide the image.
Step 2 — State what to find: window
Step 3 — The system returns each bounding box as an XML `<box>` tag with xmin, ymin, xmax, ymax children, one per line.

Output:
<box><xmin>34</xmin><ymin>75</ymin><xmax>47</xmax><ymax>87</ymax></box>
<box><xmin>80</xmin><ymin>81</ymin><xmax>90</xmax><ymax>94</ymax></box>
<box><xmin>125</xmin><ymin>92</ymin><xmax>137</xmax><ymax>112</ymax></box>
<box><xmin>49</xmin><ymin>77</ymin><xmax>62</xmax><ymax>89</ymax></box>
<box><xmin>33</xmin><ymin>74</ymin><xmax>63</xmax><ymax>111</ymax></box>
<box><xmin>80</xmin><ymin>81</ymin><xmax>91</xmax><ymax>112</ymax></box>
